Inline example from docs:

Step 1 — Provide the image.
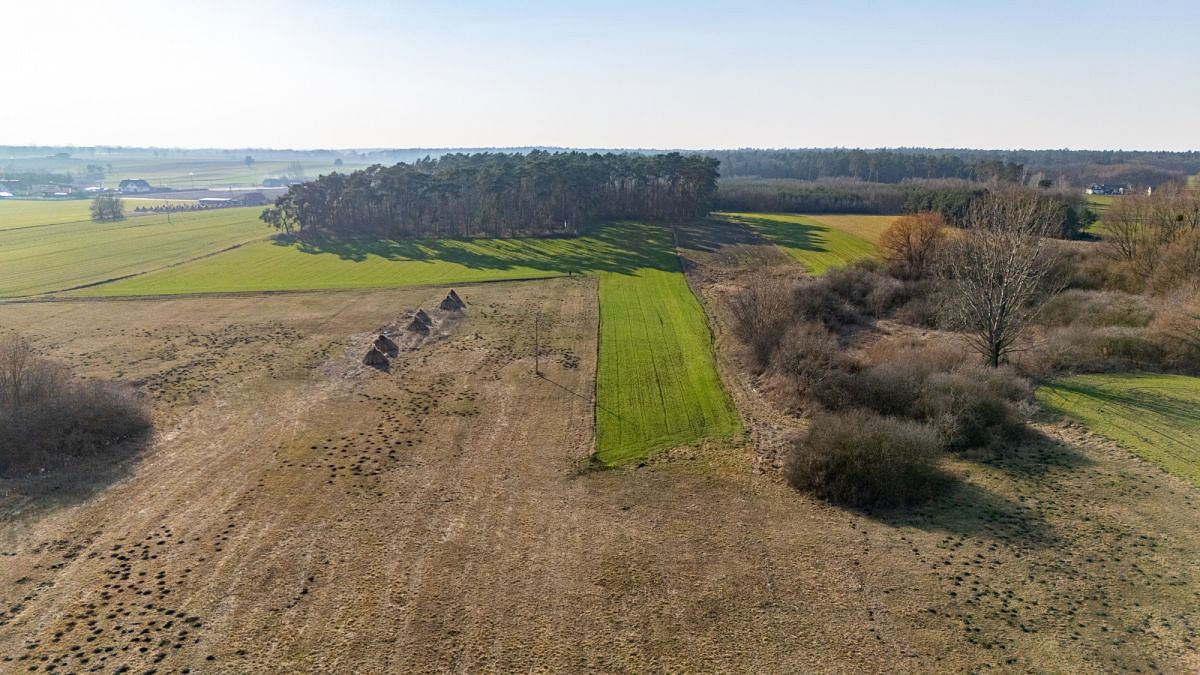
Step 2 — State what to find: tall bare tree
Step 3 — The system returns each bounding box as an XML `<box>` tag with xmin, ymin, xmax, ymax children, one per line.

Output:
<box><xmin>938</xmin><ymin>191</ymin><xmax>1063</xmax><ymax>367</ymax></box>
<box><xmin>0</xmin><ymin>334</ymin><xmax>33</xmax><ymax>408</ymax></box>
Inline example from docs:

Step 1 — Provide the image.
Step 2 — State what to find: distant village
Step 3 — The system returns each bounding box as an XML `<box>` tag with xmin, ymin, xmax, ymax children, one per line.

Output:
<box><xmin>0</xmin><ymin>176</ymin><xmax>290</xmax><ymax>209</ymax></box>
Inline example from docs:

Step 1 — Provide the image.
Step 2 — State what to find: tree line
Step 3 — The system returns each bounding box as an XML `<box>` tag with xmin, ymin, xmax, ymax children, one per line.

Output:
<box><xmin>707</xmin><ymin>149</ymin><xmax>1026</xmax><ymax>183</ymax></box>
<box><xmin>261</xmin><ymin>151</ymin><xmax>720</xmax><ymax>239</ymax></box>
<box><xmin>704</xmin><ymin>148</ymin><xmax>1200</xmax><ymax>189</ymax></box>
<box><xmin>716</xmin><ymin>178</ymin><xmax>1093</xmax><ymax>238</ymax></box>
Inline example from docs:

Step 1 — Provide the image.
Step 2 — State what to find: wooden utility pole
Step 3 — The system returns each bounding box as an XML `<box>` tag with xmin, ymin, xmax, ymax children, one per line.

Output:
<box><xmin>534</xmin><ymin>312</ymin><xmax>541</xmax><ymax>376</ymax></box>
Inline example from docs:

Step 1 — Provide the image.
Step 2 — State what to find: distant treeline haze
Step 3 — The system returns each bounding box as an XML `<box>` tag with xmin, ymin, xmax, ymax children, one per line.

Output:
<box><xmin>261</xmin><ymin>151</ymin><xmax>719</xmax><ymax>238</ymax></box>
<box><xmin>710</xmin><ymin>149</ymin><xmax>1026</xmax><ymax>183</ymax></box>
<box><xmin>708</xmin><ymin>148</ymin><xmax>1200</xmax><ymax>187</ymax></box>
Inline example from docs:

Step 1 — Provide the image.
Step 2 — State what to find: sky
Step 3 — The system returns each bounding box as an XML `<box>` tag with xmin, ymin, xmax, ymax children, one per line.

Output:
<box><xmin>1</xmin><ymin>0</ymin><xmax>1197</xmax><ymax>151</ymax></box>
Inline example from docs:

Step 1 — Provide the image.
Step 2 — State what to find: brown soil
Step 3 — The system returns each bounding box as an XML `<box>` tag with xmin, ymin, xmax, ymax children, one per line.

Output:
<box><xmin>0</xmin><ymin>256</ymin><xmax>1197</xmax><ymax>672</ymax></box>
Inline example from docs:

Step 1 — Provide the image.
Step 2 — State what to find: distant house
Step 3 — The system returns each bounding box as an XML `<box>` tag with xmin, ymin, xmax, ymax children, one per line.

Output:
<box><xmin>198</xmin><ymin>197</ymin><xmax>232</xmax><ymax>207</ymax></box>
<box><xmin>119</xmin><ymin>179</ymin><xmax>153</xmax><ymax>194</ymax></box>
<box><xmin>262</xmin><ymin>177</ymin><xmax>290</xmax><ymax>188</ymax></box>
<box><xmin>1086</xmin><ymin>183</ymin><xmax>1130</xmax><ymax>196</ymax></box>
<box><xmin>238</xmin><ymin>191</ymin><xmax>269</xmax><ymax>206</ymax></box>
<box><xmin>35</xmin><ymin>184</ymin><xmax>74</xmax><ymax>198</ymax></box>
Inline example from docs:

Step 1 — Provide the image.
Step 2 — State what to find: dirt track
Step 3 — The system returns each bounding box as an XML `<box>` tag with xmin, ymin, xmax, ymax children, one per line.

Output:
<box><xmin>1</xmin><ymin>275</ymin><xmax>1198</xmax><ymax>673</ymax></box>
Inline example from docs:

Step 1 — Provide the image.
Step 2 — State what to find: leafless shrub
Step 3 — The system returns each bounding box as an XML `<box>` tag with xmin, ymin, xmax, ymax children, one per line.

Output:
<box><xmin>1147</xmin><ymin>227</ymin><xmax>1200</xmax><ymax>294</ymax></box>
<box><xmin>1038</xmin><ymin>290</ymin><xmax>1155</xmax><ymax>328</ymax></box>
<box><xmin>786</xmin><ymin>409</ymin><xmax>951</xmax><ymax>507</ymax></box>
<box><xmin>1148</xmin><ymin>285</ymin><xmax>1200</xmax><ymax>372</ymax></box>
<box><xmin>770</xmin><ymin>321</ymin><xmax>856</xmax><ymax>402</ymax></box>
<box><xmin>1102</xmin><ymin>184</ymin><xmax>1200</xmax><ymax>288</ymax></box>
<box><xmin>726</xmin><ymin>274</ymin><xmax>792</xmax><ymax>370</ymax></box>
<box><xmin>915</xmin><ymin>368</ymin><xmax>1028</xmax><ymax>451</ymax></box>
<box><xmin>1017</xmin><ymin>325</ymin><xmax>1164</xmax><ymax>377</ymax></box>
<box><xmin>834</xmin><ymin>341</ymin><xmax>1029</xmax><ymax>451</ymax></box>
<box><xmin>0</xmin><ymin>334</ymin><xmax>151</xmax><ymax>476</ymax></box>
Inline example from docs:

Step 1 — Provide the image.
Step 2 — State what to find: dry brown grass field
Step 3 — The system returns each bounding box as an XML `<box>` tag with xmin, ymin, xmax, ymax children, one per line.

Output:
<box><xmin>0</xmin><ymin>251</ymin><xmax>1198</xmax><ymax>672</ymax></box>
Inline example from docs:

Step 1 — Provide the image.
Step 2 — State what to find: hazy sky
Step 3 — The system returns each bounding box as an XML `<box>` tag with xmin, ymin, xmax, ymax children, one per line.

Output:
<box><xmin>2</xmin><ymin>0</ymin><xmax>1197</xmax><ymax>150</ymax></box>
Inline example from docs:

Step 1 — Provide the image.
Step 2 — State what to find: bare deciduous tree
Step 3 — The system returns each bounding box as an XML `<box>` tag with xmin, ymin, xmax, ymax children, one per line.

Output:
<box><xmin>1102</xmin><ymin>184</ymin><xmax>1200</xmax><ymax>281</ymax></box>
<box><xmin>0</xmin><ymin>334</ymin><xmax>34</xmax><ymax>408</ymax></box>
<box><xmin>90</xmin><ymin>194</ymin><xmax>125</xmax><ymax>222</ymax></box>
<box><xmin>878</xmin><ymin>212</ymin><xmax>947</xmax><ymax>280</ymax></box>
<box><xmin>938</xmin><ymin>191</ymin><xmax>1063</xmax><ymax>367</ymax></box>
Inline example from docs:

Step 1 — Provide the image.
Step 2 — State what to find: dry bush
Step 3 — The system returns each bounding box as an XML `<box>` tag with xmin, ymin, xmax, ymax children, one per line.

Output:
<box><xmin>791</xmin><ymin>276</ymin><xmax>864</xmax><ymax>331</ymax></box>
<box><xmin>1038</xmin><ymin>290</ymin><xmax>1155</xmax><ymax>328</ymax></box>
<box><xmin>791</xmin><ymin>261</ymin><xmax>909</xmax><ymax>332</ymax></box>
<box><xmin>786</xmin><ymin>409</ymin><xmax>950</xmax><ymax>507</ymax></box>
<box><xmin>0</xmin><ymin>334</ymin><xmax>151</xmax><ymax>477</ymax></box>
<box><xmin>893</xmin><ymin>294</ymin><xmax>942</xmax><ymax>328</ymax></box>
<box><xmin>726</xmin><ymin>274</ymin><xmax>793</xmax><ymax>370</ymax></box>
<box><xmin>844</xmin><ymin>360</ymin><xmax>929</xmax><ymax>416</ymax></box>
<box><xmin>1148</xmin><ymin>285</ymin><xmax>1200</xmax><ymax>372</ymax></box>
<box><xmin>915</xmin><ymin>368</ymin><xmax>1028</xmax><ymax>451</ymax></box>
<box><xmin>879</xmin><ymin>212</ymin><xmax>947</xmax><ymax>279</ymax></box>
<box><xmin>841</xmin><ymin>341</ymin><xmax>967</xmax><ymax>415</ymax></box>
<box><xmin>836</xmin><ymin>342</ymin><xmax>1029</xmax><ymax>451</ymax></box>
<box><xmin>1050</xmin><ymin>240</ymin><xmax>1146</xmax><ymax>292</ymax></box>
<box><xmin>1019</xmin><ymin>325</ymin><xmax>1164</xmax><ymax>377</ymax></box>
<box><xmin>1101</xmin><ymin>184</ymin><xmax>1200</xmax><ymax>291</ymax></box>
<box><xmin>770</xmin><ymin>321</ymin><xmax>856</xmax><ymax>402</ymax></box>
<box><xmin>1148</xmin><ymin>227</ymin><xmax>1200</xmax><ymax>294</ymax></box>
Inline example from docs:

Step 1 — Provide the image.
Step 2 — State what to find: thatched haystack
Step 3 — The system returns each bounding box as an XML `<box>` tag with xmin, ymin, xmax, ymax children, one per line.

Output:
<box><xmin>406</xmin><ymin>317</ymin><xmax>430</xmax><ymax>334</ymax></box>
<box><xmin>374</xmin><ymin>334</ymin><xmax>399</xmax><ymax>356</ymax></box>
<box><xmin>415</xmin><ymin>308</ymin><xmax>433</xmax><ymax>326</ymax></box>
<box><xmin>363</xmin><ymin>346</ymin><xmax>389</xmax><ymax>369</ymax></box>
<box><xmin>439</xmin><ymin>289</ymin><xmax>466</xmax><ymax>311</ymax></box>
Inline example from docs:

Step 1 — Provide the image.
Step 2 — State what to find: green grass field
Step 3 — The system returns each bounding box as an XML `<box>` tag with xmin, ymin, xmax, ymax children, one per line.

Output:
<box><xmin>1</xmin><ymin>204</ymin><xmax>738</xmax><ymax>461</ymax></box>
<box><xmin>85</xmin><ymin>236</ymin><xmax>577</xmax><ymax>296</ymax></box>
<box><xmin>719</xmin><ymin>212</ymin><xmax>892</xmax><ymax>274</ymax></box>
<box><xmin>1037</xmin><ymin>373</ymin><xmax>1200</xmax><ymax>487</ymax></box>
<box><xmin>0</xmin><ymin>199</ymin><xmax>95</xmax><ymax>231</ymax></box>
<box><xmin>0</xmin><ymin>207</ymin><xmax>270</xmax><ymax>297</ymax></box>
<box><xmin>593</xmin><ymin>223</ymin><xmax>741</xmax><ymax>465</ymax></box>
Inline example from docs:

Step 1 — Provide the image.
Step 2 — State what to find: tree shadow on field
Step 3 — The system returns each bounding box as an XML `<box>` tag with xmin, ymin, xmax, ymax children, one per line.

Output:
<box><xmin>848</xmin><ymin>434</ymin><xmax>1101</xmax><ymax>549</ymax></box>
<box><xmin>270</xmin><ymin>222</ymin><xmax>683</xmax><ymax>278</ymax></box>
<box><xmin>973</xmin><ymin>427</ymin><xmax>1097</xmax><ymax>480</ymax></box>
<box><xmin>719</xmin><ymin>214</ymin><xmax>832</xmax><ymax>254</ymax></box>
<box><xmin>674</xmin><ymin>215</ymin><xmax>779</xmax><ymax>254</ymax></box>
<box><xmin>0</xmin><ymin>432</ymin><xmax>152</xmax><ymax>524</ymax></box>
<box><xmin>865</xmin><ymin>481</ymin><xmax>1061</xmax><ymax>549</ymax></box>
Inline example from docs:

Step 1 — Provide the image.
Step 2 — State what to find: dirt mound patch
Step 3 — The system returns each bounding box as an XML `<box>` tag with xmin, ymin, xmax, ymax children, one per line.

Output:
<box><xmin>362</xmin><ymin>346</ymin><xmax>389</xmax><ymax>370</ymax></box>
<box><xmin>439</xmin><ymin>290</ymin><xmax>466</xmax><ymax>311</ymax></box>
<box><xmin>374</xmin><ymin>334</ymin><xmax>399</xmax><ymax>356</ymax></box>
